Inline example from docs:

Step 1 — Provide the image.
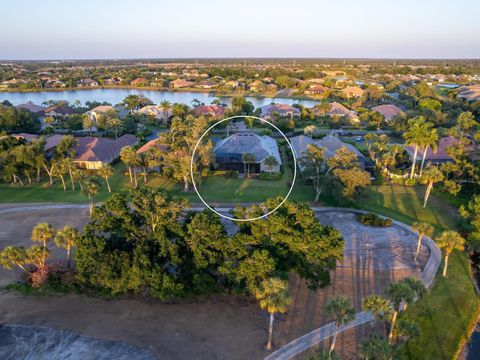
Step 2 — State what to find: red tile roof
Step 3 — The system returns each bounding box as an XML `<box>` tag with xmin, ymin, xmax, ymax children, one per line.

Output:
<box><xmin>192</xmin><ymin>105</ymin><xmax>225</xmax><ymax>117</ymax></box>
<box><xmin>371</xmin><ymin>104</ymin><xmax>404</xmax><ymax>120</ymax></box>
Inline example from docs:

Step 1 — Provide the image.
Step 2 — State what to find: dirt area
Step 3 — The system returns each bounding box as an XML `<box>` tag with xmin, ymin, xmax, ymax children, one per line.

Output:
<box><xmin>0</xmin><ymin>205</ymin><xmax>428</xmax><ymax>359</ymax></box>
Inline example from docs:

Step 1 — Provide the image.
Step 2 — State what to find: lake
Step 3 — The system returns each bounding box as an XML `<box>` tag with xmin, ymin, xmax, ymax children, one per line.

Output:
<box><xmin>0</xmin><ymin>88</ymin><xmax>319</xmax><ymax>108</ymax></box>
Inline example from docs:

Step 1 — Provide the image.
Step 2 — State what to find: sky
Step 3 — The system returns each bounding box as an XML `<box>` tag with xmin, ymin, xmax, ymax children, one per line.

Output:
<box><xmin>1</xmin><ymin>0</ymin><xmax>479</xmax><ymax>60</ymax></box>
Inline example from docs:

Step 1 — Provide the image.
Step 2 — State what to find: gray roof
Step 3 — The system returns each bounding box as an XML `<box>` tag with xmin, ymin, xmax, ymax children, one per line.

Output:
<box><xmin>214</xmin><ymin>132</ymin><xmax>282</xmax><ymax>164</ymax></box>
<box><xmin>290</xmin><ymin>135</ymin><xmax>364</xmax><ymax>160</ymax></box>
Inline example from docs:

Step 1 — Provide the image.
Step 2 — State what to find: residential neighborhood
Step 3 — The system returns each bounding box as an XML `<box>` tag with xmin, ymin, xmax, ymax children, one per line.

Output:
<box><xmin>0</xmin><ymin>1</ymin><xmax>479</xmax><ymax>360</ymax></box>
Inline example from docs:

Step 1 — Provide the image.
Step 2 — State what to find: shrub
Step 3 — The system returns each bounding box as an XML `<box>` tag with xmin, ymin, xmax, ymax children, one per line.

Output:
<box><xmin>359</xmin><ymin>213</ymin><xmax>393</xmax><ymax>227</ymax></box>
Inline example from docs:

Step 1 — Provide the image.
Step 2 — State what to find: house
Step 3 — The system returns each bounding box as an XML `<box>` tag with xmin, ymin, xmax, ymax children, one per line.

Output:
<box><xmin>371</xmin><ymin>104</ymin><xmax>405</xmax><ymax>122</ymax></box>
<box><xmin>131</xmin><ymin>77</ymin><xmax>149</xmax><ymax>86</ymax></box>
<box><xmin>290</xmin><ymin>134</ymin><xmax>372</xmax><ymax>171</ymax></box>
<box><xmin>137</xmin><ymin>105</ymin><xmax>171</xmax><ymax>123</ymax></box>
<box><xmin>248</xmin><ymin>80</ymin><xmax>266</xmax><ymax>92</ymax></box>
<box><xmin>457</xmin><ymin>85</ymin><xmax>480</xmax><ymax>102</ymax></box>
<box><xmin>260</xmin><ymin>104</ymin><xmax>300</xmax><ymax>120</ymax></box>
<box><xmin>77</xmin><ymin>78</ymin><xmax>99</xmax><ymax>87</ymax></box>
<box><xmin>341</xmin><ymin>86</ymin><xmax>364</xmax><ymax>98</ymax></box>
<box><xmin>16</xmin><ymin>102</ymin><xmax>46</xmax><ymax>114</ymax></box>
<box><xmin>42</xmin><ymin>104</ymin><xmax>75</xmax><ymax>117</ymax></box>
<box><xmin>405</xmin><ymin>136</ymin><xmax>458</xmax><ymax>164</ymax></box>
<box><xmin>169</xmin><ymin>79</ymin><xmax>194</xmax><ymax>88</ymax></box>
<box><xmin>313</xmin><ymin>102</ymin><xmax>359</xmax><ymax>124</ymax></box>
<box><xmin>192</xmin><ymin>105</ymin><xmax>225</xmax><ymax>117</ymax></box>
<box><xmin>195</xmin><ymin>81</ymin><xmax>217</xmax><ymax>89</ymax></box>
<box><xmin>84</xmin><ymin>105</ymin><xmax>115</xmax><ymax>122</ymax></box>
<box><xmin>136</xmin><ymin>138</ymin><xmax>167</xmax><ymax>171</ymax></box>
<box><xmin>305</xmin><ymin>84</ymin><xmax>328</xmax><ymax>96</ymax></box>
<box><xmin>73</xmin><ymin>134</ymin><xmax>138</xmax><ymax>169</ymax></box>
<box><xmin>103</xmin><ymin>78</ymin><xmax>122</xmax><ymax>86</ymax></box>
<box><xmin>214</xmin><ymin>132</ymin><xmax>282</xmax><ymax>174</ymax></box>
<box><xmin>12</xmin><ymin>133</ymin><xmax>66</xmax><ymax>156</ymax></box>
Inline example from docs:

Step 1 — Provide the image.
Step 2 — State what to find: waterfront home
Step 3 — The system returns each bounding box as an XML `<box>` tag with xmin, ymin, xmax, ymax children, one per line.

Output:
<box><xmin>457</xmin><ymin>85</ymin><xmax>480</xmax><ymax>102</ymax></box>
<box><xmin>169</xmin><ymin>79</ymin><xmax>194</xmax><ymax>88</ymax></box>
<box><xmin>42</xmin><ymin>104</ymin><xmax>75</xmax><ymax>119</ymax></box>
<box><xmin>195</xmin><ymin>81</ymin><xmax>217</xmax><ymax>89</ymax></box>
<box><xmin>214</xmin><ymin>132</ymin><xmax>282</xmax><ymax>174</ymax></box>
<box><xmin>16</xmin><ymin>102</ymin><xmax>46</xmax><ymax>114</ymax></box>
<box><xmin>260</xmin><ymin>104</ymin><xmax>300</xmax><ymax>120</ymax></box>
<box><xmin>290</xmin><ymin>134</ymin><xmax>372</xmax><ymax>171</ymax></box>
<box><xmin>137</xmin><ymin>105</ymin><xmax>171</xmax><ymax>124</ymax></box>
<box><xmin>77</xmin><ymin>78</ymin><xmax>99</xmax><ymax>87</ymax></box>
<box><xmin>371</xmin><ymin>104</ymin><xmax>405</xmax><ymax>122</ymax></box>
<box><xmin>192</xmin><ymin>105</ymin><xmax>225</xmax><ymax>117</ymax></box>
<box><xmin>131</xmin><ymin>78</ymin><xmax>149</xmax><ymax>86</ymax></box>
<box><xmin>73</xmin><ymin>134</ymin><xmax>138</xmax><ymax>169</ymax></box>
<box><xmin>313</xmin><ymin>102</ymin><xmax>359</xmax><ymax>124</ymax></box>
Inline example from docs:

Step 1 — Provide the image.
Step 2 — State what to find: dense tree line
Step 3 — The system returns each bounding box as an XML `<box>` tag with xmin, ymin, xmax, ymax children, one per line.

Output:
<box><xmin>74</xmin><ymin>188</ymin><xmax>344</xmax><ymax>299</ymax></box>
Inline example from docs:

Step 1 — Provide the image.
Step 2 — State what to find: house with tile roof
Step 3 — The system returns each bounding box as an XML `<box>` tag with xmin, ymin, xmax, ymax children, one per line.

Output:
<box><xmin>290</xmin><ymin>134</ymin><xmax>372</xmax><ymax>171</ymax></box>
<box><xmin>73</xmin><ymin>134</ymin><xmax>138</xmax><ymax>169</ymax></box>
<box><xmin>341</xmin><ymin>86</ymin><xmax>364</xmax><ymax>98</ymax></box>
<box><xmin>260</xmin><ymin>104</ymin><xmax>300</xmax><ymax>120</ymax></box>
<box><xmin>371</xmin><ymin>104</ymin><xmax>405</xmax><ymax>122</ymax></box>
<box><xmin>404</xmin><ymin>136</ymin><xmax>458</xmax><ymax>164</ymax></box>
<box><xmin>15</xmin><ymin>102</ymin><xmax>46</xmax><ymax>114</ymax></box>
<box><xmin>192</xmin><ymin>105</ymin><xmax>225</xmax><ymax>117</ymax></box>
<box><xmin>313</xmin><ymin>102</ymin><xmax>359</xmax><ymax>124</ymax></box>
<box><xmin>214</xmin><ymin>132</ymin><xmax>282</xmax><ymax>174</ymax></box>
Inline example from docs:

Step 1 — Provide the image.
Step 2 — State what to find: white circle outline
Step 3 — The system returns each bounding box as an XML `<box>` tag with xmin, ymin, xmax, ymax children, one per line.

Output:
<box><xmin>190</xmin><ymin>115</ymin><xmax>297</xmax><ymax>222</ymax></box>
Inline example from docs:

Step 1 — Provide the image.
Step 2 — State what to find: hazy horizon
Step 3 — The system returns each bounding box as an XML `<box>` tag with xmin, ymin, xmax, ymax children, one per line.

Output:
<box><xmin>2</xmin><ymin>0</ymin><xmax>480</xmax><ymax>60</ymax></box>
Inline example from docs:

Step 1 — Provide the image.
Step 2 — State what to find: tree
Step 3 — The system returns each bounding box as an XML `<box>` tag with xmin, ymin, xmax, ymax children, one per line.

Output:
<box><xmin>392</xmin><ymin>319</ymin><xmax>420</xmax><ymax>345</ymax></box>
<box><xmin>0</xmin><ymin>246</ymin><xmax>31</xmax><ymax>273</ymax></box>
<box><xmin>412</xmin><ymin>222</ymin><xmax>434</xmax><ymax>261</ymax></box>
<box><xmin>324</xmin><ymin>295</ymin><xmax>355</xmax><ymax>357</ymax></box>
<box><xmin>160</xmin><ymin>100</ymin><xmax>171</xmax><ymax>122</ymax></box>
<box><xmin>436</xmin><ymin>231</ymin><xmax>465</xmax><ymax>277</ymax></box>
<box><xmin>301</xmin><ymin>144</ymin><xmax>326</xmax><ymax>202</ymax></box>
<box><xmin>31</xmin><ymin>223</ymin><xmax>54</xmax><ymax>267</ymax></box>
<box><xmin>361</xmin><ymin>295</ymin><xmax>391</xmax><ymax>330</ymax></box>
<box><xmin>459</xmin><ymin>195</ymin><xmax>480</xmax><ymax>252</ymax></box>
<box><xmin>385</xmin><ymin>281</ymin><xmax>415</xmax><ymax>342</ymax></box>
<box><xmin>98</xmin><ymin>163</ymin><xmax>114</xmax><ymax>192</ymax></box>
<box><xmin>359</xmin><ymin>336</ymin><xmax>394</xmax><ymax>360</ymax></box>
<box><xmin>327</xmin><ymin>146</ymin><xmax>371</xmax><ymax>198</ymax></box>
<box><xmin>420</xmin><ymin>165</ymin><xmax>444</xmax><ymax>207</ymax></box>
<box><xmin>242</xmin><ymin>152</ymin><xmax>256</xmax><ymax>177</ymax></box>
<box><xmin>55</xmin><ymin>225</ymin><xmax>80</xmax><ymax>268</ymax></box>
<box><xmin>158</xmin><ymin>115</ymin><xmax>213</xmax><ymax>192</ymax></box>
<box><xmin>263</xmin><ymin>156</ymin><xmax>278</xmax><ymax>173</ymax></box>
<box><xmin>82</xmin><ymin>177</ymin><xmax>100</xmax><ymax>215</ymax></box>
<box><xmin>419</xmin><ymin>127</ymin><xmax>438</xmax><ymax>176</ymax></box>
<box><xmin>82</xmin><ymin>114</ymin><xmax>94</xmax><ymax>135</ymax></box>
<box><xmin>304</xmin><ymin>125</ymin><xmax>317</xmax><ymax>137</ymax></box>
<box><xmin>403</xmin><ymin>117</ymin><xmax>430</xmax><ymax>179</ymax></box>
<box><xmin>120</xmin><ymin>146</ymin><xmax>140</xmax><ymax>186</ymax></box>
<box><xmin>399</xmin><ymin>277</ymin><xmax>426</xmax><ymax>311</ymax></box>
<box><xmin>122</xmin><ymin>95</ymin><xmax>152</xmax><ymax>113</ymax></box>
<box><xmin>254</xmin><ymin>278</ymin><xmax>292</xmax><ymax>351</ymax></box>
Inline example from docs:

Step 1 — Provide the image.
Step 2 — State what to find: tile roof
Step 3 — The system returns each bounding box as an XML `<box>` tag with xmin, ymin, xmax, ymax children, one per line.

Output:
<box><xmin>136</xmin><ymin>138</ymin><xmax>167</xmax><ymax>154</ymax></box>
<box><xmin>371</xmin><ymin>104</ymin><xmax>404</xmax><ymax>120</ymax></box>
<box><xmin>16</xmin><ymin>102</ymin><xmax>46</xmax><ymax>113</ymax></box>
<box><xmin>290</xmin><ymin>135</ymin><xmax>364</xmax><ymax>160</ymax></box>
<box><xmin>405</xmin><ymin>136</ymin><xmax>457</xmax><ymax>161</ymax></box>
<box><xmin>192</xmin><ymin>105</ymin><xmax>225</xmax><ymax>117</ymax></box>
<box><xmin>214</xmin><ymin>132</ymin><xmax>282</xmax><ymax>164</ymax></box>
<box><xmin>73</xmin><ymin>134</ymin><xmax>138</xmax><ymax>162</ymax></box>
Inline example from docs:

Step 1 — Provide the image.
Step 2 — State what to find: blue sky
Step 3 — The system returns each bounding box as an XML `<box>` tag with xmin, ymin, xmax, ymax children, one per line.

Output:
<box><xmin>1</xmin><ymin>0</ymin><xmax>479</xmax><ymax>59</ymax></box>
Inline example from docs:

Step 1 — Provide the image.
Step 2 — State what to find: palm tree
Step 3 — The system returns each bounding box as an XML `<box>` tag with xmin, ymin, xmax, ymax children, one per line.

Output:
<box><xmin>62</xmin><ymin>157</ymin><xmax>77</xmax><ymax>191</ymax></box>
<box><xmin>324</xmin><ymin>295</ymin><xmax>355</xmax><ymax>357</ymax></box>
<box><xmin>412</xmin><ymin>222</ymin><xmax>434</xmax><ymax>261</ymax></box>
<box><xmin>98</xmin><ymin>163</ymin><xmax>114</xmax><ymax>192</ymax></box>
<box><xmin>392</xmin><ymin>319</ymin><xmax>420</xmax><ymax>345</ymax></box>
<box><xmin>160</xmin><ymin>100</ymin><xmax>171</xmax><ymax>123</ymax></box>
<box><xmin>254</xmin><ymin>278</ymin><xmax>292</xmax><ymax>351</ymax></box>
<box><xmin>365</xmin><ymin>133</ymin><xmax>379</xmax><ymax>153</ymax></box>
<box><xmin>436</xmin><ymin>231</ymin><xmax>465</xmax><ymax>277</ymax></box>
<box><xmin>82</xmin><ymin>177</ymin><xmax>100</xmax><ymax>215</ymax></box>
<box><xmin>107</xmin><ymin>117</ymin><xmax>124</xmax><ymax>140</ymax></box>
<box><xmin>264</xmin><ymin>156</ymin><xmax>279</xmax><ymax>173</ymax></box>
<box><xmin>419</xmin><ymin>128</ymin><xmax>438</xmax><ymax>176</ymax></box>
<box><xmin>120</xmin><ymin>146</ymin><xmax>140</xmax><ymax>186</ymax></box>
<box><xmin>0</xmin><ymin>246</ymin><xmax>31</xmax><ymax>273</ymax></box>
<box><xmin>304</xmin><ymin>125</ymin><xmax>317</xmax><ymax>137</ymax></box>
<box><xmin>82</xmin><ymin>114</ymin><xmax>94</xmax><ymax>135</ymax></box>
<box><xmin>53</xmin><ymin>159</ymin><xmax>67</xmax><ymax>191</ymax></box>
<box><xmin>403</xmin><ymin>117</ymin><xmax>429</xmax><ymax>179</ymax></box>
<box><xmin>359</xmin><ymin>336</ymin><xmax>394</xmax><ymax>360</ymax></box>
<box><xmin>399</xmin><ymin>277</ymin><xmax>426</xmax><ymax>311</ymax></box>
<box><xmin>420</xmin><ymin>165</ymin><xmax>444</xmax><ymax>207</ymax></box>
<box><xmin>242</xmin><ymin>152</ymin><xmax>256</xmax><ymax>178</ymax></box>
<box><xmin>55</xmin><ymin>225</ymin><xmax>80</xmax><ymax>268</ymax></box>
<box><xmin>361</xmin><ymin>295</ymin><xmax>391</xmax><ymax>330</ymax></box>
<box><xmin>31</xmin><ymin>223</ymin><xmax>54</xmax><ymax>267</ymax></box>
<box><xmin>385</xmin><ymin>282</ymin><xmax>415</xmax><ymax>342</ymax></box>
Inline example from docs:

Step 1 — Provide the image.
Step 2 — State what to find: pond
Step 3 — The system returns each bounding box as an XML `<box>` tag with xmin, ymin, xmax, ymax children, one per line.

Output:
<box><xmin>0</xmin><ymin>88</ymin><xmax>319</xmax><ymax>108</ymax></box>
